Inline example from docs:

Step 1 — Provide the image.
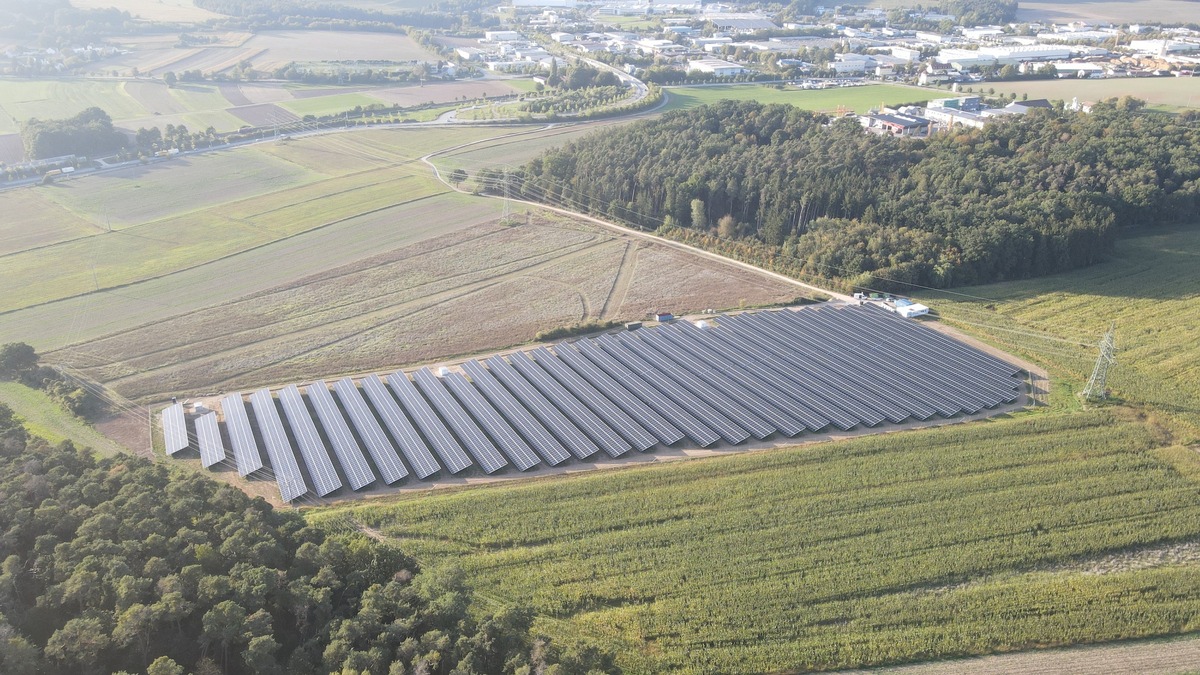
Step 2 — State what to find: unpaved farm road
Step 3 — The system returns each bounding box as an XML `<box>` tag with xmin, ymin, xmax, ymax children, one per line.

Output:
<box><xmin>855</xmin><ymin>635</ymin><xmax>1200</xmax><ymax>674</ymax></box>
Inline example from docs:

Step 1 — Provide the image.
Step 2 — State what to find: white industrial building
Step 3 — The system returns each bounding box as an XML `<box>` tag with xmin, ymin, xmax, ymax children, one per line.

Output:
<box><xmin>687</xmin><ymin>59</ymin><xmax>746</xmax><ymax>76</ymax></box>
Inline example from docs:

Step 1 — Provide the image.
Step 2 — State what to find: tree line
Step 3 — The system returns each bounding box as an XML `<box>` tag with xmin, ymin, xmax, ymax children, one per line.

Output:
<box><xmin>20</xmin><ymin>107</ymin><xmax>126</xmax><ymax>161</ymax></box>
<box><xmin>0</xmin><ymin>406</ymin><xmax>617</xmax><ymax>674</ymax></box>
<box><xmin>0</xmin><ymin>343</ymin><xmax>102</xmax><ymax>418</ymax></box>
<box><xmin>515</xmin><ymin>98</ymin><xmax>1200</xmax><ymax>289</ymax></box>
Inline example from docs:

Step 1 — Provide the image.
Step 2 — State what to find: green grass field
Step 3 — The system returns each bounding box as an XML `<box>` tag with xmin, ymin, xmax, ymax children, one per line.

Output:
<box><xmin>278</xmin><ymin>92</ymin><xmax>391</xmax><ymax>117</ymax></box>
<box><xmin>0</xmin><ymin>381</ymin><xmax>124</xmax><ymax>454</ymax></box>
<box><xmin>983</xmin><ymin>78</ymin><xmax>1200</xmax><ymax>112</ymax></box>
<box><xmin>0</xmin><ymin>79</ymin><xmax>148</xmax><ymax>133</ymax></box>
<box><xmin>313</xmin><ymin>409</ymin><xmax>1200</xmax><ymax>673</ymax></box>
<box><xmin>661</xmin><ymin>83</ymin><xmax>931</xmax><ymax>113</ymax></box>
<box><xmin>920</xmin><ymin>226</ymin><xmax>1200</xmax><ymax>434</ymax></box>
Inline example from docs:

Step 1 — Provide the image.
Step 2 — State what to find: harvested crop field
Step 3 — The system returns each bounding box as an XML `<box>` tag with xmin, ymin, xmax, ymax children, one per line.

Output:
<box><xmin>0</xmin><ymin>133</ymin><xmax>24</xmax><ymax>164</ymax></box>
<box><xmin>1017</xmin><ymin>0</ymin><xmax>1200</xmax><ymax>24</ymax></box>
<box><xmin>242</xmin><ymin>31</ymin><xmax>439</xmax><ymax>72</ymax></box>
<box><xmin>230</xmin><ymin>103</ymin><xmax>300</xmax><ymax>126</ymax></box>
<box><xmin>368</xmin><ymin>80</ymin><xmax>521</xmax><ymax>107</ymax></box>
<box><xmin>71</xmin><ymin>0</ymin><xmax>223</xmax><ymax>22</ymax></box>
<box><xmin>988</xmin><ymin>78</ymin><xmax>1200</xmax><ymax>112</ymax></box>
<box><xmin>124</xmin><ymin>80</ymin><xmax>190</xmax><ymax>115</ymax></box>
<box><xmin>54</xmin><ymin>212</ymin><xmax>799</xmax><ymax>402</ymax></box>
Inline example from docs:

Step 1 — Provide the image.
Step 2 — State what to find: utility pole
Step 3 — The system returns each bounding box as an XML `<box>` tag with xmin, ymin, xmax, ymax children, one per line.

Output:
<box><xmin>1081</xmin><ymin>322</ymin><xmax>1116</xmax><ymax>401</ymax></box>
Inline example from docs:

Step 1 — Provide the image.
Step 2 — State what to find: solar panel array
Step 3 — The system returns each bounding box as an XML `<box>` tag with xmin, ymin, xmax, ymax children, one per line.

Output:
<box><xmin>161</xmin><ymin>403</ymin><xmax>188</xmax><ymax>455</ymax></box>
<box><xmin>174</xmin><ymin>304</ymin><xmax>1021</xmax><ymax>501</ymax></box>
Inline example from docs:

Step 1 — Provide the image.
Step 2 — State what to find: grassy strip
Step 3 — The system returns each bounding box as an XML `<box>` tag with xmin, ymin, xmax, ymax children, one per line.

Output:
<box><xmin>0</xmin><ymin>381</ymin><xmax>123</xmax><ymax>454</ymax></box>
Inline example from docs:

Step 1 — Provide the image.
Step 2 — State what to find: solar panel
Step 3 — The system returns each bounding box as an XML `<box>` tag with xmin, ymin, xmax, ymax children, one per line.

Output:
<box><xmin>592</xmin><ymin>335</ymin><xmax>751</xmax><ymax>445</ymax></box>
<box><xmin>461</xmin><ymin>360</ymin><xmax>572</xmax><ymax>466</ymax></box>
<box><xmin>387</xmin><ymin>371</ymin><xmax>474</xmax><ymax>474</ymax></box>
<box><xmin>823</xmin><ymin>306</ymin><xmax>1017</xmax><ymax>404</ymax></box>
<box><xmin>679</xmin><ymin>318</ymin><xmax>871</xmax><ymax>429</ymax></box>
<box><xmin>530</xmin><ymin>346</ymin><xmax>662</xmax><ymax>450</ymax></box>
<box><xmin>221</xmin><ymin>393</ymin><xmax>263</xmax><ymax>476</ymax></box>
<box><xmin>442</xmin><ymin>372</ymin><xmax>541</xmax><ymax>471</ymax></box>
<box><xmin>360</xmin><ymin>374</ymin><xmax>440</xmax><ymax>479</ymax></box>
<box><xmin>333</xmin><ymin>377</ymin><xmax>410</xmax><ymax>484</ymax></box>
<box><xmin>710</xmin><ymin>312</ymin><xmax>907</xmax><ymax>420</ymax></box>
<box><xmin>161</xmin><ymin>402</ymin><xmax>188</xmax><ymax>455</ymax></box>
<box><xmin>635</xmin><ymin>328</ymin><xmax>806</xmax><ymax>437</ymax></box>
<box><xmin>548</xmin><ymin>343</ymin><xmax>685</xmax><ymax>446</ymax></box>
<box><xmin>481</xmin><ymin>356</ymin><xmax>601</xmax><ymax>460</ymax></box>
<box><xmin>248</xmin><ymin>388</ymin><xmax>308</xmax><ymax>502</ymax></box>
<box><xmin>307</xmin><ymin>381</ymin><xmax>377</xmax><ymax>490</ymax></box>
<box><xmin>808</xmin><ymin>308</ymin><xmax>994</xmax><ymax>411</ymax></box>
<box><xmin>742</xmin><ymin>311</ymin><xmax>951</xmax><ymax>418</ymax></box>
<box><xmin>195</xmin><ymin>412</ymin><xmax>226</xmax><ymax>468</ymax></box>
<box><xmin>278</xmin><ymin>385</ymin><xmax>343</xmax><ymax>497</ymax></box>
<box><xmin>570</xmin><ymin>338</ymin><xmax>721</xmax><ymax>447</ymax></box>
<box><xmin>650</xmin><ymin>324</ymin><xmax>831</xmax><ymax>433</ymax></box>
<box><xmin>506</xmin><ymin>352</ymin><xmax>633</xmax><ymax>457</ymax></box>
<box><xmin>612</xmin><ymin>331</ymin><xmax>775</xmax><ymax>440</ymax></box>
<box><xmin>412</xmin><ymin>369</ymin><xmax>509</xmax><ymax>474</ymax></box>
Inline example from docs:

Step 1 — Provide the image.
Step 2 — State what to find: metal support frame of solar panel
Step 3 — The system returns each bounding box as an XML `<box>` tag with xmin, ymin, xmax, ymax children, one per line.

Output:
<box><xmin>460</xmin><ymin>361</ymin><xmax>571</xmax><ymax>466</ymax></box>
<box><xmin>702</xmin><ymin>314</ymin><xmax>910</xmax><ymax>425</ymax></box>
<box><xmin>278</xmin><ymin>385</ymin><xmax>343</xmax><ymax>497</ymax></box>
<box><xmin>411</xmin><ymin>369</ymin><xmax>509</xmax><ymax>473</ymax></box>
<box><xmin>649</xmin><ymin>323</ymin><xmax>832</xmax><ymax>433</ymax></box>
<box><xmin>555</xmin><ymin>341</ymin><xmax>717</xmax><ymax>447</ymax></box>
<box><xmin>611</xmin><ymin>331</ymin><xmax>776</xmax><ymax>440</ymax></box>
<box><xmin>767</xmin><ymin>308</ymin><xmax>988</xmax><ymax>413</ymax></box>
<box><xmin>699</xmin><ymin>313</ymin><xmax>911</xmax><ymax>425</ymax></box>
<box><xmin>591</xmin><ymin>335</ymin><xmax>751</xmax><ymax>445</ymax></box>
<box><xmin>569</xmin><ymin>339</ymin><xmax>721</xmax><ymax>447</ymax></box>
<box><xmin>308</xmin><ymin>381</ymin><xmax>377</xmax><ymax>490</ymax></box>
<box><xmin>540</xmin><ymin>343</ymin><xmax>681</xmax><ymax>449</ymax></box>
<box><xmin>333</xmin><ymin>378</ymin><xmax>410</xmax><ymax>484</ymax></box>
<box><xmin>858</xmin><ymin>303</ymin><xmax>1022</xmax><ymax>379</ymax></box>
<box><xmin>633</xmin><ymin>329</ymin><xmax>807</xmax><ymax>438</ymax></box>
<box><xmin>743</xmin><ymin>311</ymin><xmax>964</xmax><ymax>417</ymax></box>
<box><xmin>504</xmin><ymin>353</ymin><xmax>633</xmax><ymax>457</ymax></box>
<box><xmin>195</xmin><ymin>412</ymin><xmax>226</xmax><ymax>468</ymax></box>
<box><xmin>666</xmin><ymin>320</ymin><xmax>869</xmax><ymax>430</ymax></box>
<box><xmin>831</xmin><ymin>306</ymin><xmax>1022</xmax><ymax>400</ymax></box>
<box><xmin>442</xmin><ymin>372</ymin><xmax>541</xmax><ymax>471</ymax></box>
<box><xmin>529</xmin><ymin>346</ymin><xmax>663</xmax><ymax>450</ymax></box>
<box><xmin>221</xmin><ymin>393</ymin><xmax>264</xmax><ymax>476</ymax></box>
<box><xmin>360</xmin><ymin>374</ymin><xmax>439</xmax><ymax>479</ymax></box>
<box><xmin>249</xmin><ymin>388</ymin><xmax>309</xmax><ymax>502</ymax></box>
<box><xmin>473</xmin><ymin>358</ymin><xmax>599</xmax><ymax>461</ymax></box>
<box><xmin>805</xmin><ymin>308</ymin><xmax>1006</xmax><ymax>409</ymax></box>
<box><xmin>386</xmin><ymin>372</ymin><xmax>475</xmax><ymax>474</ymax></box>
<box><xmin>161</xmin><ymin>402</ymin><xmax>189</xmax><ymax>456</ymax></box>
<box><xmin>816</xmin><ymin>306</ymin><xmax>1013</xmax><ymax>404</ymax></box>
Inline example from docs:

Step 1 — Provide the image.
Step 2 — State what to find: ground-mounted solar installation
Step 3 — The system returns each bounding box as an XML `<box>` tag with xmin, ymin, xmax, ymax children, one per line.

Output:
<box><xmin>194</xmin><ymin>412</ymin><xmax>226</xmax><ymax>469</ymax></box>
<box><xmin>161</xmin><ymin>402</ymin><xmax>189</xmax><ymax>456</ymax></box>
<box><xmin>168</xmin><ymin>303</ymin><xmax>1026</xmax><ymax>502</ymax></box>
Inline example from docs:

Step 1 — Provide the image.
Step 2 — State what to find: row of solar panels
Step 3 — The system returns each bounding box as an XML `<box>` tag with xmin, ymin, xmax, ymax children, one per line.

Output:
<box><xmin>161</xmin><ymin>304</ymin><xmax>1023</xmax><ymax>502</ymax></box>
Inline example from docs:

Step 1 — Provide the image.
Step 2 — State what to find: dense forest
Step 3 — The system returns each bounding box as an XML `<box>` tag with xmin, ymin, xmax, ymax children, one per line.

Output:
<box><xmin>0</xmin><ymin>406</ymin><xmax>614</xmax><ymax>674</ymax></box>
<box><xmin>516</xmin><ymin>99</ymin><xmax>1200</xmax><ymax>289</ymax></box>
<box><xmin>21</xmin><ymin>107</ymin><xmax>127</xmax><ymax>161</ymax></box>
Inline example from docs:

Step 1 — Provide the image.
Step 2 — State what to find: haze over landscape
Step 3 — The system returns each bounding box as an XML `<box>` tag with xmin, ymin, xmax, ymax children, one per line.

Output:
<box><xmin>1</xmin><ymin>0</ymin><xmax>1200</xmax><ymax>673</ymax></box>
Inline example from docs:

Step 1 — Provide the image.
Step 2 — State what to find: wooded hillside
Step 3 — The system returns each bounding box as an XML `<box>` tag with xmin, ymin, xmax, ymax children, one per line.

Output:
<box><xmin>519</xmin><ymin>99</ymin><xmax>1200</xmax><ymax>289</ymax></box>
<box><xmin>0</xmin><ymin>405</ymin><xmax>608</xmax><ymax>674</ymax></box>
